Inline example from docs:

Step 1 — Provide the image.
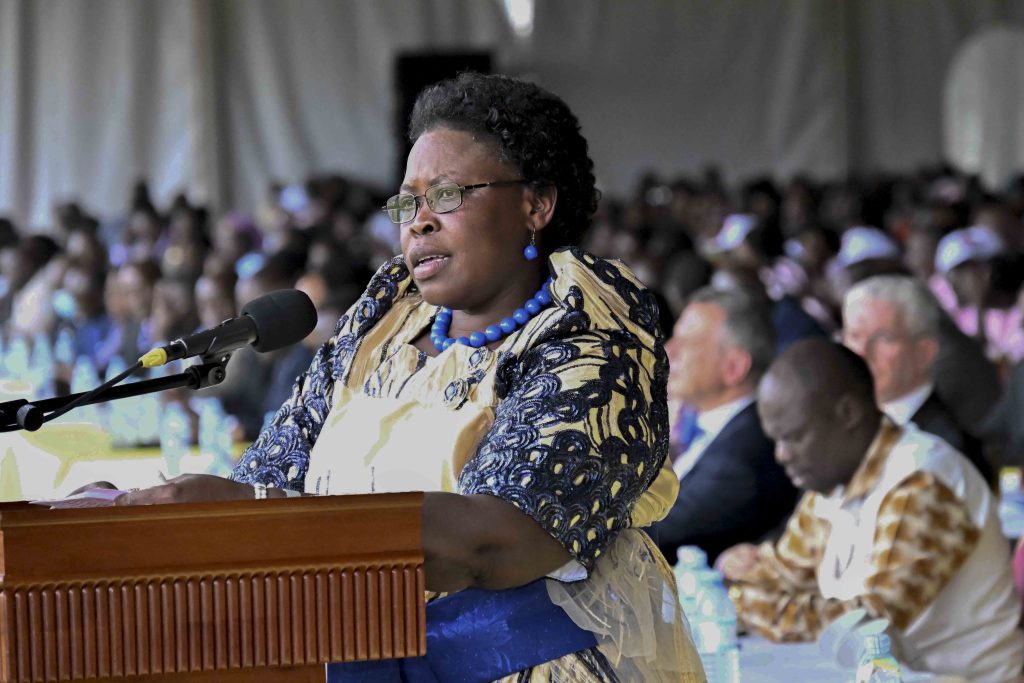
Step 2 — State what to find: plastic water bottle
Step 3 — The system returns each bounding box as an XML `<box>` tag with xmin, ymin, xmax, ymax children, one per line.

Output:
<box><xmin>133</xmin><ymin>392</ymin><xmax>159</xmax><ymax>445</ymax></box>
<box><xmin>30</xmin><ymin>333</ymin><xmax>55</xmax><ymax>398</ymax></box>
<box><xmin>197</xmin><ymin>398</ymin><xmax>234</xmax><ymax>475</ymax></box>
<box><xmin>855</xmin><ymin>634</ymin><xmax>902</xmax><ymax>682</ymax></box>
<box><xmin>104</xmin><ymin>356</ymin><xmax>140</xmax><ymax>447</ymax></box>
<box><xmin>160</xmin><ymin>402</ymin><xmax>190</xmax><ymax>477</ymax></box>
<box><xmin>136</xmin><ymin>364</ymin><xmax>173</xmax><ymax>446</ymax></box>
<box><xmin>53</xmin><ymin>327</ymin><xmax>75</xmax><ymax>366</ymax></box>
<box><xmin>65</xmin><ymin>356</ymin><xmax>102</xmax><ymax>425</ymax></box>
<box><xmin>70</xmin><ymin>355</ymin><xmax>99</xmax><ymax>389</ymax></box>
<box><xmin>675</xmin><ymin>544</ymin><xmax>708</xmax><ymax>618</ymax></box>
<box><xmin>104</xmin><ymin>355</ymin><xmax>127</xmax><ymax>383</ymax></box>
<box><xmin>4</xmin><ymin>336</ymin><xmax>30</xmax><ymax>381</ymax></box>
<box><xmin>674</xmin><ymin>546</ymin><xmax>717</xmax><ymax>620</ymax></box>
<box><xmin>693</xmin><ymin>574</ymin><xmax>740</xmax><ymax>683</ymax></box>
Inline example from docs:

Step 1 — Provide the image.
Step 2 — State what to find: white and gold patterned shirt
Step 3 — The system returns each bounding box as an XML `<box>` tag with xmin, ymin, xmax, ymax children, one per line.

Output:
<box><xmin>731</xmin><ymin>419</ymin><xmax>1023</xmax><ymax>682</ymax></box>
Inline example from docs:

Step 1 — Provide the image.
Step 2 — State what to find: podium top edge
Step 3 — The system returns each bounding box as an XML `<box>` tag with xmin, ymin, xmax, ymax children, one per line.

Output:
<box><xmin>0</xmin><ymin>491</ymin><xmax>424</xmax><ymax>528</ymax></box>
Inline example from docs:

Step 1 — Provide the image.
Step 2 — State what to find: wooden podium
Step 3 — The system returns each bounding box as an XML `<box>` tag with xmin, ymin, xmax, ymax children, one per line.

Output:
<box><xmin>0</xmin><ymin>493</ymin><xmax>425</xmax><ymax>682</ymax></box>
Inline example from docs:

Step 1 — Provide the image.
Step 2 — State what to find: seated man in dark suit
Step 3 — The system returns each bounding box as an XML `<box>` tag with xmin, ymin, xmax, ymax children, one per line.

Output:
<box><xmin>843</xmin><ymin>275</ymin><xmax>994</xmax><ymax>484</ymax></box>
<box><xmin>651</xmin><ymin>287</ymin><xmax>798</xmax><ymax>564</ymax></box>
<box><xmin>933</xmin><ymin>311</ymin><xmax>1002</xmax><ymax>438</ymax></box>
<box><xmin>982</xmin><ymin>360</ymin><xmax>1024</xmax><ymax>465</ymax></box>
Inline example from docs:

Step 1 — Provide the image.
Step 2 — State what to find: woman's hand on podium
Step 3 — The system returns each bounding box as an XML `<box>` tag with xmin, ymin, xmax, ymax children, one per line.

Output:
<box><xmin>113</xmin><ymin>474</ymin><xmax>255</xmax><ymax>505</ymax></box>
<box><xmin>67</xmin><ymin>481</ymin><xmax>119</xmax><ymax>495</ymax></box>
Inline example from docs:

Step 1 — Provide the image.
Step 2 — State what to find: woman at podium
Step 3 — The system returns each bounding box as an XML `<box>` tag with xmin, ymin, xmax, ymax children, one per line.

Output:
<box><xmin>118</xmin><ymin>72</ymin><xmax>703</xmax><ymax>682</ymax></box>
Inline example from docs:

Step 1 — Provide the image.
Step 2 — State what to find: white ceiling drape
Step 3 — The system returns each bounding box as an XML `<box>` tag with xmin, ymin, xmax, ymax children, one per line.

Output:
<box><xmin>2</xmin><ymin>0</ymin><xmax>1024</xmax><ymax>229</ymax></box>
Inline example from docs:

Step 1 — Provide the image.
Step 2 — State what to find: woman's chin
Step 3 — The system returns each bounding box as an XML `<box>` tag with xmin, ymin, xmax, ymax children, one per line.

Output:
<box><xmin>416</xmin><ymin>281</ymin><xmax>453</xmax><ymax>308</ymax></box>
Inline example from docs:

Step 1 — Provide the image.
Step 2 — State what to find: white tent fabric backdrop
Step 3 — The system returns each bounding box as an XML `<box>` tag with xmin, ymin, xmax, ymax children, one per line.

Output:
<box><xmin>2</xmin><ymin>0</ymin><xmax>1024</xmax><ymax>229</ymax></box>
<box><xmin>944</xmin><ymin>25</ymin><xmax>1024</xmax><ymax>190</ymax></box>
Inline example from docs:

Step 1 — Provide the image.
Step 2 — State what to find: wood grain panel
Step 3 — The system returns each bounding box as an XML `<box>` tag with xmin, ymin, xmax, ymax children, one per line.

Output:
<box><xmin>0</xmin><ymin>493</ymin><xmax>424</xmax><ymax>682</ymax></box>
<box><xmin>1</xmin><ymin>565</ymin><xmax>423</xmax><ymax>681</ymax></box>
<box><xmin>67</xmin><ymin>588</ymin><xmax>83</xmax><ymax>681</ymax></box>
<box><xmin>83</xmin><ymin>589</ymin><xmax>94</xmax><ymax>680</ymax></box>
<box><xmin>314</xmin><ymin>572</ymin><xmax>328</xmax><ymax>662</ymax></box>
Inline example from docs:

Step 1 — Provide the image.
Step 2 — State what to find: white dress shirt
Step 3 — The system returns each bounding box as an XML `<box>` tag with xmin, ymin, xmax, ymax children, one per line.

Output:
<box><xmin>881</xmin><ymin>382</ymin><xmax>933</xmax><ymax>427</ymax></box>
<box><xmin>672</xmin><ymin>394</ymin><xmax>755</xmax><ymax>480</ymax></box>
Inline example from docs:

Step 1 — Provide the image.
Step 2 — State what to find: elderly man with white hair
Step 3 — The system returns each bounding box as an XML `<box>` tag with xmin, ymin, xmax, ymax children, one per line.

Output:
<box><xmin>843</xmin><ymin>275</ymin><xmax>993</xmax><ymax>483</ymax></box>
<box><xmin>825</xmin><ymin>229</ymin><xmax>1001</xmax><ymax>452</ymax></box>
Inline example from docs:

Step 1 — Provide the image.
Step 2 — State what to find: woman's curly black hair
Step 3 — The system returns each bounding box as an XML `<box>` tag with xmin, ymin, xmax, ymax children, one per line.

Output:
<box><xmin>408</xmin><ymin>72</ymin><xmax>599</xmax><ymax>249</ymax></box>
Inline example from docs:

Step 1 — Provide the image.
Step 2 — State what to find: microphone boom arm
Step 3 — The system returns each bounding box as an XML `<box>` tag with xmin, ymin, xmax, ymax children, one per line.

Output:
<box><xmin>0</xmin><ymin>358</ymin><xmax>230</xmax><ymax>432</ymax></box>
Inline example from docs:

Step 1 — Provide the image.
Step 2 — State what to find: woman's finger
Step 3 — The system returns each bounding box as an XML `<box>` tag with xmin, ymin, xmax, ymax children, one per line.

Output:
<box><xmin>113</xmin><ymin>489</ymin><xmax>137</xmax><ymax>506</ymax></box>
<box><xmin>68</xmin><ymin>481</ymin><xmax>119</xmax><ymax>496</ymax></box>
<box><xmin>114</xmin><ymin>485</ymin><xmax>173</xmax><ymax>506</ymax></box>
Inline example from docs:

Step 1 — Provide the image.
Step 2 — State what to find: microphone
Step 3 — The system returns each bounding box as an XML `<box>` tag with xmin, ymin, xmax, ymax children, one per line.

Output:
<box><xmin>139</xmin><ymin>289</ymin><xmax>318</xmax><ymax>368</ymax></box>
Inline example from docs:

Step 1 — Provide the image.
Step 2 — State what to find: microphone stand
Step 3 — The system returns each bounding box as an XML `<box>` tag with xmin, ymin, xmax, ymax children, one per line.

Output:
<box><xmin>0</xmin><ymin>358</ymin><xmax>230</xmax><ymax>432</ymax></box>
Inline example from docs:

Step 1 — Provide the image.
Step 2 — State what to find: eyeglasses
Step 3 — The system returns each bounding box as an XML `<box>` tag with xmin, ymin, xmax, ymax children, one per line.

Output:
<box><xmin>382</xmin><ymin>180</ymin><xmax>526</xmax><ymax>224</ymax></box>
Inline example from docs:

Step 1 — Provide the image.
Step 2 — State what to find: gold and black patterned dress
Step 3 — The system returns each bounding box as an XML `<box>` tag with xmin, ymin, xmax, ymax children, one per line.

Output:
<box><xmin>232</xmin><ymin>247</ymin><xmax>705</xmax><ymax>682</ymax></box>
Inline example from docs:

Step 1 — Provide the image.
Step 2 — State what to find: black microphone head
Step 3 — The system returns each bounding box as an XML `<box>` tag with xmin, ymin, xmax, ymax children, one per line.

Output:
<box><xmin>240</xmin><ymin>289</ymin><xmax>318</xmax><ymax>353</ymax></box>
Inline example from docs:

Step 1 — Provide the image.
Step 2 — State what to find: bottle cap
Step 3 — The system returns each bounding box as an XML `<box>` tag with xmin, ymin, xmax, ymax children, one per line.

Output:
<box><xmin>863</xmin><ymin>633</ymin><xmax>890</xmax><ymax>656</ymax></box>
<box><xmin>676</xmin><ymin>546</ymin><xmax>707</xmax><ymax>568</ymax></box>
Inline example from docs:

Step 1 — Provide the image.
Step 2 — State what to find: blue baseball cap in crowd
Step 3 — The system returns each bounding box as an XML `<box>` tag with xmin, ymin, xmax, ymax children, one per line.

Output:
<box><xmin>836</xmin><ymin>226</ymin><xmax>900</xmax><ymax>267</ymax></box>
<box><xmin>712</xmin><ymin>214</ymin><xmax>758</xmax><ymax>252</ymax></box>
<box><xmin>935</xmin><ymin>225</ymin><xmax>1005</xmax><ymax>274</ymax></box>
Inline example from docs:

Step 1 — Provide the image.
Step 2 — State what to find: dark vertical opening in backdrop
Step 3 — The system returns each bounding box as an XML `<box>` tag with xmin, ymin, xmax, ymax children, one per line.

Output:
<box><xmin>394</xmin><ymin>52</ymin><xmax>492</xmax><ymax>187</ymax></box>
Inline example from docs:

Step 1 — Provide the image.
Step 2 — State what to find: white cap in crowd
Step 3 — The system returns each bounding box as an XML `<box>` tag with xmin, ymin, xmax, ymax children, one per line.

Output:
<box><xmin>934</xmin><ymin>225</ymin><xmax>1005</xmax><ymax>274</ymax></box>
<box><xmin>279</xmin><ymin>184</ymin><xmax>310</xmax><ymax>214</ymax></box>
<box><xmin>713</xmin><ymin>214</ymin><xmax>758</xmax><ymax>252</ymax></box>
<box><xmin>837</xmin><ymin>226</ymin><xmax>900</xmax><ymax>267</ymax></box>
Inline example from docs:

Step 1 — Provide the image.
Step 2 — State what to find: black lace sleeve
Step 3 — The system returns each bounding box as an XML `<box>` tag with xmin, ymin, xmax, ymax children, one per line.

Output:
<box><xmin>457</xmin><ymin>330</ymin><xmax>669</xmax><ymax>571</ymax></box>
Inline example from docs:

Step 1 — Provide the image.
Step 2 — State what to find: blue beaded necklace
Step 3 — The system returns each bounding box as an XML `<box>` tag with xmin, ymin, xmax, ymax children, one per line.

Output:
<box><xmin>431</xmin><ymin>278</ymin><xmax>553</xmax><ymax>352</ymax></box>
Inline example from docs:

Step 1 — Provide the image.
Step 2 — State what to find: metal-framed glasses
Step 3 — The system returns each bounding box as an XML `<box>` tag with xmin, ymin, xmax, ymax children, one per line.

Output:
<box><xmin>382</xmin><ymin>180</ymin><xmax>526</xmax><ymax>224</ymax></box>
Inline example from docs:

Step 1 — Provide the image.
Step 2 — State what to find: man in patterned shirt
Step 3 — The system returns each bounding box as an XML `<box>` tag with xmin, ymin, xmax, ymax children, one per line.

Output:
<box><xmin>719</xmin><ymin>339</ymin><xmax>1023</xmax><ymax>681</ymax></box>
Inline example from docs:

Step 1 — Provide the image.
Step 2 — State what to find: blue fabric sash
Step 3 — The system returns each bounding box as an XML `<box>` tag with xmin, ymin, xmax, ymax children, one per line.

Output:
<box><xmin>328</xmin><ymin>578</ymin><xmax>598</xmax><ymax>682</ymax></box>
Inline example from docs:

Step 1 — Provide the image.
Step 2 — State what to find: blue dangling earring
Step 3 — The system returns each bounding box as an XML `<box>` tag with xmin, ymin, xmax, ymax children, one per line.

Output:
<box><xmin>523</xmin><ymin>230</ymin><xmax>539</xmax><ymax>261</ymax></box>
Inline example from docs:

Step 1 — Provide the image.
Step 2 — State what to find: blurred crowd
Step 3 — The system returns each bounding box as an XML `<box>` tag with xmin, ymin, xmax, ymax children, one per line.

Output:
<box><xmin>609</xmin><ymin>164</ymin><xmax>1024</xmax><ymax>675</ymax></box>
<box><xmin>2</xmin><ymin>163</ymin><xmax>1024</xmax><ymax>456</ymax></box>
<box><xmin>0</xmin><ymin>177</ymin><xmax>392</xmax><ymax>440</ymax></box>
<box><xmin>585</xmin><ymin>165</ymin><xmax>1024</xmax><ymax>468</ymax></box>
